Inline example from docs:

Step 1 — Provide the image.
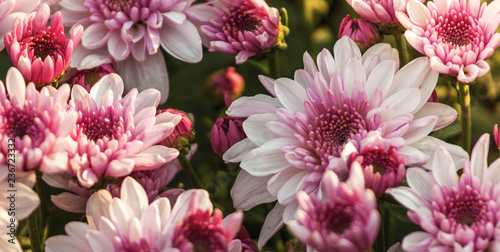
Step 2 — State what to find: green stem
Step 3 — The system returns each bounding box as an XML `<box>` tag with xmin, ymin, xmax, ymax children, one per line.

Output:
<box><xmin>458</xmin><ymin>82</ymin><xmax>471</xmax><ymax>153</ymax></box>
<box><xmin>393</xmin><ymin>32</ymin><xmax>409</xmax><ymax>65</ymax></box>
<box><xmin>374</xmin><ymin>202</ymin><xmax>386</xmax><ymax>252</ymax></box>
<box><xmin>267</xmin><ymin>50</ymin><xmax>280</xmax><ymax>79</ymax></box>
<box><xmin>27</xmin><ymin>211</ymin><xmax>41</xmax><ymax>252</ymax></box>
<box><xmin>299</xmin><ymin>0</ymin><xmax>312</xmax><ymax>52</ymax></box>
<box><xmin>178</xmin><ymin>152</ymin><xmax>204</xmax><ymax>189</ymax></box>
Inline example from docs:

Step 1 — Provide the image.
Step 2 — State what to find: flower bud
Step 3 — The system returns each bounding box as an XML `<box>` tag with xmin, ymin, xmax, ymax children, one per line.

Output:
<box><xmin>71</xmin><ymin>63</ymin><xmax>116</xmax><ymax>92</ymax></box>
<box><xmin>338</xmin><ymin>15</ymin><xmax>382</xmax><ymax>50</ymax></box>
<box><xmin>157</xmin><ymin>109</ymin><xmax>194</xmax><ymax>153</ymax></box>
<box><xmin>210</xmin><ymin>116</ymin><xmax>247</xmax><ymax>156</ymax></box>
<box><xmin>205</xmin><ymin>67</ymin><xmax>245</xmax><ymax>104</ymax></box>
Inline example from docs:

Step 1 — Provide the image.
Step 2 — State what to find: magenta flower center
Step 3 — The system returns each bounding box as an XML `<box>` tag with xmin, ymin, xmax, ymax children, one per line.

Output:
<box><xmin>1</xmin><ymin>106</ymin><xmax>43</xmax><ymax>145</ymax></box>
<box><xmin>358</xmin><ymin>146</ymin><xmax>400</xmax><ymax>175</ymax></box>
<box><xmin>325</xmin><ymin>203</ymin><xmax>355</xmax><ymax>234</ymax></box>
<box><xmin>22</xmin><ymin>29</ymin><xmax>65</xmax><ymax>60</ymax></box>
<box><xmin>310</xmin><ymin>105</ymin><xmax>366</xmax><ymax>158</ymax></box>
<box><xmin>433</xmin><ymin>9</ymin><xmax>479</xmax><ymax>47</ymax></box>
<box><xmin>77</xmin><ymin>107</ymin><xmax>124</xmax><ymax>142</ymax></box>
<box><xmin>442</xmin><ymin>187</ymin><xmax>487</xmax><ymax>226</ymax></box>
<box><xmin>223</xmin><ymin>1</ymin><xmax>265</xmax><ymax>38</ymax></box>
<box><xmin>174</xmin><ymin>209</ymin><xmax>227</xmax><ymax>252</ymax></box>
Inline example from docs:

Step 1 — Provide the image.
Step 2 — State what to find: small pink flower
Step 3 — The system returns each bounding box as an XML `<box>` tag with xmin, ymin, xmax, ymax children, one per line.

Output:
<box><xmin>0</xmin><ymin>67</ymin><xmax>77</xmax><ymax>173</ymax></box>
<box><xmin>158</xmin><ymin>109</ymin><xmax>194</xmax><ymax>149</ymax></box>
<box><xmin>4</xmin><ymin>4</ymin><xmax>83</xmax><ymax>86</ymax></box>
<box><xmin>206</xmin><ymin>66</ymin><xmax>245</xmax><ymax>104</ymax></box>
<box><xmin>397</xmin><ymin>0</ymin><xmax>500</xmax><ymax>82</ymax></box>
<box><xmin>67</xmin><ymin>73</ymin><xmax>181</xmax><ymax>188</ymax></box>
<box><xmin>339</xmin><ymin>15</ymin><xmax>382</xmax><ymax>50</ymax></box>
<box><xmin>346</xmin><ymin>0</ymin><xmax>418</xmax><ymax>24</ymax></box>
<box><xmin>70</xmin><ymin>62</ymin><xmax>116</xmax><ymax>92</ymax></box>
<box><xmin>45</xmin><ymin>178</ymin><xmax>243</xmax><ymax>252</ymax></box>
<box><xmin>200</xmin><ymin>0</ymin><xmax>281</xmax><ymax>64</ymax></box>
<box><xmin>0</xmin><ymin>0</ymin><xmax>41</xmax><ymax>51</ymax></box>
<box><xmin>211</xmin><ymin>115</ymin><xmax>247</xmax><ymax>156</ymax></box>
<box><xmin>287</xmin><ymin>165</ymin><xmax>380</xmax><ymax>251</ymax></box>
<box><xmin>387</xmin><ymin>134</ymin><xmax>500</xmax><ymax>251</ymax></box>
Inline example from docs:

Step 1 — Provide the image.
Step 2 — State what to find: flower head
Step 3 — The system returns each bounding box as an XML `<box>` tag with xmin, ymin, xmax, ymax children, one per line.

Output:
<box><xmin>71</xmin><ymin>62</ymin><xmax>117</xmax><ymax>92</ymax></box>
<box><xmin>200</xmin><ymin>0</ymin><xmax>281</xmax><ymax>64</ymax></box>
<box><xmin>387</xmin><ymin>134</ymin><xmax>500</xmax><ymax>251</ymax></box>
<box><xmin>0</xmin><ymin>0</ymin><xmax>41</xmax><ymax>51</ymax></box>
<box><xmin>211</xmin><ymin>115</ymin><xmax>247</xmax><ymax>156</ymax></box>
<box><xmin>67</xmin><ymin>73</ymin><xmax>181</xmax><ymax>188</ymax></box>
<box><xmin>157</xmin><ymin>109</ymin><xmax>194</xmax><ymax>151</ymax></box>
<box><xmin>45</xmin><ymin>177</ymin><xmax>243</xmax><ymax>252</ymax></box>
<box><xmin>0</xmin><ymin>67</ymin><xmax>77</xmax><ymax>173</ymax></box>
<box><xmin>287</xmin><ymin>165</ymin><xmax>380</xmax><ymax>251</ymax></box>
<box><xmin>205</xmin><ymin>66</ymin><xmax>245</xmax><ymax>104</ymax></box>
<box><xmin>397</xmin><ymin>0</ymin><xmax>500</xmax><ymax>82</ymax></box>
<box><xmin>346</xmin><ymin>0</ymin><xmax>418</xmax><ymax>24</ymax></box>
<box><xmin>224</xmin><ymin>36</ymin><xmax>462</xmax><ymax>248</ymax></box>
<box><xmin>339</xmin><ymin>15</ymin><xmax>382</xmax><ymax>50</ymax></box>
<box><xmin>5</xmin><ymin>4</ymin><xmax>83</xmax><ymax>86</ymax></box>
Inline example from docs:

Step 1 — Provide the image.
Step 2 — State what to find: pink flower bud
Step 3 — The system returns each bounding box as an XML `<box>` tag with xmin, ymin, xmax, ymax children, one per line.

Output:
<box><xmin>205</xmin><ymin>67</ymin><xmax>245</xmax><ymax>104</ymax></box>
<box><xmin>71</xmin><ymin>63</ymin><xmax>116</xmax><ymax>92</ymax></box>
<box><xmin>338</xmin><ymin>15</ymin><xmax>382</xmax><ymax>50</ymax></box>
<box><xmin>210</xmin><ymin>116</ymin><xmax>247</xmax><ymax>156</ymax></box>
<box><xmin>158</xmin><ymin>109</ymin><xmax>194</xmax><ymax>149</ymax></box>
<box><xmin>494</xmin><ymin>124</ymin><xmax>500</xmax><ymax>149</ymax></box>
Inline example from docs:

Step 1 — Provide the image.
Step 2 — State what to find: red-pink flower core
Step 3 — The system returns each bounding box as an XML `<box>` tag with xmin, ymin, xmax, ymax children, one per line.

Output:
<box><xmin>77</xmin><ymin>106</ymin><xmax>123</xmax><ymax>142</ymax></box>
<box><xmin>25</xmin><ymin>31</ymin><xmax>65</xmax><ymax>61</ymax></box>
<box><xmin>174</xmin><ymin>209</ymin><xmax>228</xmax><ymax>252</ymax></box>
<box><xmin>432</xmin><ymin>8</ymin><xmax>479</xmax><ymax>48</ymax></box>
<box><xmin>225</xmin><ymin>1</ymin><xmax>265</xmax><ymax>37</ymax></box>
<box><xmin>1</xmin><ymin>107</ymin><xmax>42</xmax><ymax>145</ymax></box>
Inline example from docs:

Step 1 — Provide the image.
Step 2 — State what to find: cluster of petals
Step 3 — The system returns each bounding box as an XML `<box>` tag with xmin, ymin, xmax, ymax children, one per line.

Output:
<box><xmin>5</xmin><ymin>4</ymin><xmax>83</xmax><ymax>85</ymax></box>
<box><xmin>223</xmin><ymin>36</ymin><xmax>466</xmax><ymax>248</ymax></box>
<box><xmin>0</xmin><ymin>172</ymin><xmax>39</xmax><ymax>252</ymax></box>
<box><xmin>346</xmin><ymin>0</ymin><xmax>418</xmax><ymax>24</ymax></box>
<box><xmin>58</xmin><ymin>0</ymin><xmax>204</xmax><ymax>101</ymax></box>
<box><xmin>288</xmin><ymin>165</ymin><xmax>380</xmax><ymax>251</ymax></box>
<box><xmin>0</xmin><ymin>0</ymin><xmax>41</xmax><ymax>51</ymax></box>
<box><xmin>200</xmin><ymin>0</ymin><xmax>281</xmax><ymax>64</ymax></box>
<box><xmin>0</xmin><ymin>67</ymin><xmax>77</xmax><ymax>173</ymax></box>
<box><xmin>397</xmin><ymin>0</ymin><xmax>500</xmax><ymax>82</ymax></box>
<box><xmin>66</xmin><ymin>73</ymin><xmax>181</xmax><ymax>188</ymax></box>
<box><xmin>388</xmin><ymin>134</ymin><xmax>500</xmax><ymax>251</ymax></box>
<box><xmin>45</xmin><ymin>177</ymin><xmax>243</xmax><ymax>252</ymax></box>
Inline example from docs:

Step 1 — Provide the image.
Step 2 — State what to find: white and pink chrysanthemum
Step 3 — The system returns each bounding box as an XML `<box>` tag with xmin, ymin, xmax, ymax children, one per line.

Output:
<box><xmin>58</xmin><ymin>0</ymin><xmax>204</xmax><ymax>102</ymax></box>
<box><xmin>45</xmin><ymin>177</ymin><xmax>243</xmax><ymax>252</ymax></box>
<box><xmin>223</xmin><ymin>36</ymin><xmax>466</xmax><ymax>248</ymax></box>
<box><xmin>5</xmin><ymin>4</ymin><xmax>83</xmax><ymax>86</ymax></box>
<box><xmin>0</xmin><ymin>0</ymin><xmax>41</xmax><ymax>51</ymax></box>
<box><xmin>0</xmin><ymin>67</ymin><xmax>77</xmax><ymax>173</ymax></box>
<box><xmin>397</xmin><ymin>0</ymin><xmax>500</xmax><ymax>82</ymax></box>
<box><xmin>200</xmin><ymin>0</ymin><xmax>281</xmax><ymax>64</ymax></box>
<box><xmin>0</xmin><ymin>172</ymin><xmax>40</xmax><ymax>252</ymax></box>
<box><xmin>288</xmin><ymin>165</ymin><xmax>380</xmax><ymax>252</ymax></box>
<box><xmin>346</xmin><ymin>0</ymin><xmax>419</xmax><ymax>24</ymax></box>
<box><xmin>387</xmin><ymin>134</ymin><xmax>500</xmax><ymax>251</ymax></box>
<box><xmin>67</xmin><ymin>73</ymin><xmax>180</xmax><ymax>188</ymax></box>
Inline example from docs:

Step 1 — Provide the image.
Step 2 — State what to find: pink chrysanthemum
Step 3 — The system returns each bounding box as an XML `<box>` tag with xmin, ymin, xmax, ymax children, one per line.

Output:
<box><xmin>58</xmin><ymin>0</ymin><xmax>204</xmax><ymax>102</ymax></box>
<box><xmin>0</xmin><ymin>67</ymin><xmax>77</xmax><ymax>173</ymax></box>
<box><xmin>200</xmin><ymin>0</ymin><xmax>281</xmax><ymax>64</ymax></box>
<box><xmin>397</xmin><ymin>0</ymin><xmax>500</xmax><ymax>82</ymax></box>
<box><xmin>346</xmin><ymin>0</ymin><xmax>419</xmax><ymax>24</ymax></box>
<box><xmin>288</xmin><ymin>165</ymin><xmax>380</xmax><ymax>252</ymax></box>
<box><xmin>224</xmin><ymin>36</ymin><xmax>465</xmax><ymax>248</ymax></box>
<box><xmin>45</xmin><ymin>177</ymin><xmax>243</xmax><ymax>252</ymax></box>
<box><xmin>0</xmin><ymin>0</ymin><xmax>41</xmax><ymax>51</ymax></box>
<box><xmin>67</xmin><ymin>73</ymin><xmax>180</xmax><ymax>188</ymax></box>
<box><xmin>339</xmin><ymin>15</ymin><xmax>382</xmax><ymax>50</ymax></box>
<box><xmin>387</xmin><ymin>134</ymin><xmax>500</xmax><ymax>251</ymax></box>
<box><xmin>4</xmin><ymin>4</ymin><xmax>83</xmax><ymax>86</ymax></box>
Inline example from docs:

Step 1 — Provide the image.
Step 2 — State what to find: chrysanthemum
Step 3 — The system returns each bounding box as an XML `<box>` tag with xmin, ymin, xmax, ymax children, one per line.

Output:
<box><xmin>45</xmin><ymin>177</ymin><xmax>243</xmax><ymax>252</ymax></box>
<box><xmin>0</xmin><ymin>0</ymin><xmax>41</xmax><ymax>51</ymax></box>
<box><xmin>0</xmin><ymin>67</ymin><xmax>77</xmax><ymax>173</ymax></box>
<box><xmin>288</xmin><ymin>165</ymin><xmax>380</xmax><ymax>251</ymax></box>
<box><xmin>58</xmin><ymin>0</ymin><xmax>204</xmax><ymax>101</ymax></box>
<box><xmin>200</xmin><ymin>0</ymin><xmax>281</xmax><ymax>64</ymax></box>
<box><xmin>4</xmin><ymin>4</ymin><xmax>83</xmax><ymax>86</ymax></box>
<box><xmin>67</xmin><ymin>73</ymin><xmax>180</xmax><ymax>188</ymax></box>
<box><xmin>346</xmin><ymin>0</ymin><xmax>419</xmax><ymax>25</ymax></box>
<box><xmin>387</xmin><ymin>134</ymin><xmax>500</xmax><ymax>251</ymax></box>
<box><xmin>224</xmin><ymin>36</ymin><xmax>464</xmax><ymax>247</ymax></box>
<box><xmin>397</xmin><ymin>0</ymin><xmax>500</xmax><ymax>82</ymax></box>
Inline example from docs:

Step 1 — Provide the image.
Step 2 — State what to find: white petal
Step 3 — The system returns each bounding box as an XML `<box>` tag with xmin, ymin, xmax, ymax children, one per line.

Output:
<box><xmin>240</xmin><ymin>138</ymin><xmax>296</xmax><ymax>176</ymax></box>
<box><xmin>406</xmin><ymin>167</ymin><xmax>435</xmax><ymax>200</ymax></box>
<box><xmin>243</xmin><ymin>113</ymin><xmax>278</xmax><ymax>146</ymax></box>
<box><xmin>334</xmin><ymin>35</ymin><xmax>362</xmax><ymax>75</ymax></box>
<box><xmin>120</xmin><ymin>177</ymin><xmax>149</xmax><ymax>217</ymax></box>
<box><xmin>274</xmin><ymin>78</ymin><xmax>307</xmax><ymax>113</ymax></box>
<box><xmin>257</xmin><ymin>203</ymin><xmax>285</xmax><ymax>249</ymax></box>
<box><xmin>6</xmin><ymin>67</ymin><xmax>26</xmax><ymax>106</ymax></box>
<box><xmin>432</xmin><ymin>146</ymin><xmax>458</xmax><ymax>188</ymax></box>
<box><xmin>386</xmin><ymin>187</ymin><xmax>431</xmax><ymax>211</ymax></box>
<box><xmin>470</xmin><ymin>134</ymin><xmax>489</xmax><ymax>182</ymax></box>
<box><xmin>223</xmin><ymin>138</ymin><xmax>258</xmax><ymax>163</ymax></box>
<box><xmin>86</xmin><ymin>190</ymin><xmax>112</xmax><ymax>229</ymax></box>
<box><xmin>231</xmin><ymin>170</ymin><xmax>275</xmax><ymax>211</ymax></box>
<box><xmin>160</xmin><ymin>20</ymin><xmax>202</xmax><ymax>63</ymax></box>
